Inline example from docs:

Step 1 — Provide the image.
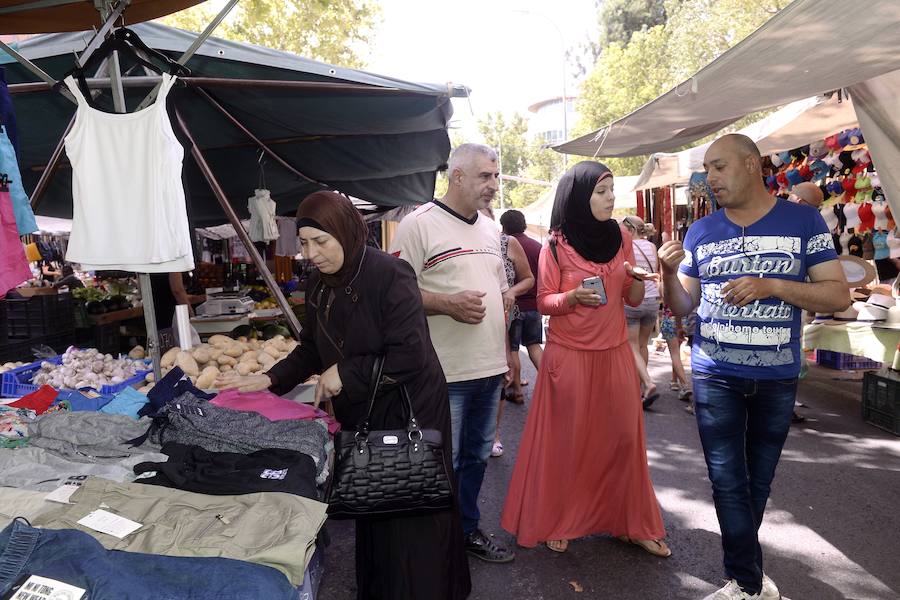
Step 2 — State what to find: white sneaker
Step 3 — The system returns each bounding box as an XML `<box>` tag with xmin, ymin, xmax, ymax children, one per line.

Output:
<box><xmin>702</xmin><ymin>580</ymin><xmax>761</xmax><ymax>600</ymax></box>
<box><xmin>761</xmin><ymin>574</ymin><xmax>781</xmax><ymax>599</ymax></box>
<box><xmin>490</xmin><ymin>441</ymin><xmax>503</xmax><ymax>457</ymax></box>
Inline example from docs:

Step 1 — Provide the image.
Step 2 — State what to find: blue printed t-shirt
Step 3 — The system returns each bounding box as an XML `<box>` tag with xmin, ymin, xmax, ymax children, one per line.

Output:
<box><xmin>679</xmin><ymin>198</ymin><xmax>838</xmax><ymax>379</ymax></box>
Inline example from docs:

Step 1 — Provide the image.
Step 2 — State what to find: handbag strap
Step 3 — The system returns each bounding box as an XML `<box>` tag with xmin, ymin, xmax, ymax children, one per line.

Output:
<box><xmin>357</xmin><ymin>356</ymin><xmax>420</xmax><ymax>438</ymax></box>
<box><xmin>633</xmin><ymin>240</ymin><xmax>655</xmax><ymax>273</ymax></box>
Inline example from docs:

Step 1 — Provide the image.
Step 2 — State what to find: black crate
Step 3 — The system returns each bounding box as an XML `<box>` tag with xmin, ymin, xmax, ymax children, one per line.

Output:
<box><xmin>862</xmin><ymin>370</ymin><xmax>900</xmax><ymax>436</ymax></box>
<box><xmin>4</xmin><ymin>294</ymin><xmax>75</xmax><ymax>339</ymax></box>
<box><xmin>0</xmin><ymin>330</ymin><xmax>76</xmax><ymax>363</ymax></box>
<box><xmin>93</xmin><ymin>324</ymin><xmax>122</xmax><ymax>355</ymax></box>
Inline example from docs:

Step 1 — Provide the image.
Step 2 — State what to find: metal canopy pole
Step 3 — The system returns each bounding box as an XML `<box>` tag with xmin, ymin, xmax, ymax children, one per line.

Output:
<box><xmin>76</xmin><ymin>0</ymin><xmax>131</xmax><ymax>67</ymax></box>
<box><xmin>174</xmin><ymin>107</ymin><xmax>303</xmax><ymax>339</ymax></box>
<box><xmin>30</xmin><ymin>116</ymin><xmax>73</xmax><ymax>210</ymax></box>
<box><xmin>30</xmin><ymin>57</ymin><xmax>114</xmax><ymax>210</ymax></box>
<box><xmin>134</xmin><ymin>0</ymin><xmax>240</xmax><ymax>111</ymax></box>
<box><xmin>9</xmin><ymin>77</ymin><xmax>414</xmax><ymax>95</ymax></box>
<box><xmin>195</xmin><ymin>88</ymin><xmax>324</xmax><ymax>187</ymax></box>
<box><xmin>0</xmin><ymin>39</ymin><xmax>76</xmax><ymax>103</ymax></box>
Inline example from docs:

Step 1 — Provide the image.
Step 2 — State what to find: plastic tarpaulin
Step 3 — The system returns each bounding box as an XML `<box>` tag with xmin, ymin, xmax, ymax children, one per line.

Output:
<box><xmin>1</xmin><ymin>22</ymin><xmax>467</xmax><ymax>226</ymax></box>
<box><xmin>849</xmin><ymin>70</ymin><xmax>900</xmax><ymax>225</ymax></box>
<box><xmin>556</xmin><ymin>0</ymin><xmax>900</xmax><ymax>158</ymax></box>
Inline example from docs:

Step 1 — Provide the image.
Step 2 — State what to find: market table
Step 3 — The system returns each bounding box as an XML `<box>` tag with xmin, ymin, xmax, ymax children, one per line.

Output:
<box><xmin>802</xmin><ymin>322</ymin><xmax>900</xmax><ymax>364</ymax></box>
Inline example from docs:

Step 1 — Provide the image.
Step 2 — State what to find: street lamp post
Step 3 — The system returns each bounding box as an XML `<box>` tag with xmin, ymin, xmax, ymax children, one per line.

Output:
<box><xmin>514</xmin><ymin>9</ymin><xmax>568</xmax><ymax>167</ymax></box>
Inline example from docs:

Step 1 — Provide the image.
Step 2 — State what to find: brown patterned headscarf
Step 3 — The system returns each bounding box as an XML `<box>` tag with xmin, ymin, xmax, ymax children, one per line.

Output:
<box><xmin>296</xmin><ymin>191</ymin><xmax>368</xmax><ymax>288</ymax></box>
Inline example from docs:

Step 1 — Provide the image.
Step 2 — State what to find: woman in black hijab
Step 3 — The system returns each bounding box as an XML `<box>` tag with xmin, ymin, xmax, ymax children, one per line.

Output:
<box><xmin>220</xmin><ymin>191</ymin><xmax>471</xmax><ymax>600</ymax></box>
<box><xmin>501</xmin><ymin>161</ymin><xmax>670</xmax><ymax>558</ymax></box>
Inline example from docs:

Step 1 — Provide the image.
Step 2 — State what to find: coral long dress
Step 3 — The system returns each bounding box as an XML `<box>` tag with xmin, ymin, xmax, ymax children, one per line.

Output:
<box><xmin>500</xmin><ymin>231</ymin><xmax>666</xmax><ymax>547</ymax></box>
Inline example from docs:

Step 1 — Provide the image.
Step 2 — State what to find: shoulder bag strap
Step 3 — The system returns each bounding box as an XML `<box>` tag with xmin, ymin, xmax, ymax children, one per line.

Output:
<box><xmin>357</xmin><ymin>356</ymin><xmax>420</xmax><ymax>436</ymax></box>
<box><xmin>357</xmin><ymin>355</ymin><xmax>386</xmax><ymax>434</ymax></box>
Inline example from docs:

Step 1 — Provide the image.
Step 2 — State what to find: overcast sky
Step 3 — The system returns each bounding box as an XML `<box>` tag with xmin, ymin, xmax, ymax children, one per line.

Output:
<box><xmin>366</xmin><ymin>0</ymin><xmax>599</xmax><ymax>137</ymax></box>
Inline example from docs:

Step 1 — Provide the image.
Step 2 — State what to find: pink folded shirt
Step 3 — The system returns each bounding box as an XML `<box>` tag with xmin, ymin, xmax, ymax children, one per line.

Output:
<box><xmin>211</xmin><ymin>389</ymin><xmax>340</xmax><ymax>434</ymax></box>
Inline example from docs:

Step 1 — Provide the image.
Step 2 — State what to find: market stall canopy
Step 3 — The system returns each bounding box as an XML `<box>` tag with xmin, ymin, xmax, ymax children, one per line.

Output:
<box><xmin>634</xmin><ymin>94</ymin><xmax>860</xmax><ymax>190</ymax></box>
<box><xmin>556</xmin><ymin>0</ymin><xmax>900</xmax><ymax>158</ymax></box>
<box><xmin>2</xmin><ymin>22</ymin><xmax>468</xmax><ymax>225</ymax></box>
<box><xmin>0</xmin><ymin>0</ymin><xmax>204</xmax><ymax>34</ymax></box>
<box><xmin>520</xmin><ymin>174</ymin><xmax>640</xmax><ymax>237</ymax></box>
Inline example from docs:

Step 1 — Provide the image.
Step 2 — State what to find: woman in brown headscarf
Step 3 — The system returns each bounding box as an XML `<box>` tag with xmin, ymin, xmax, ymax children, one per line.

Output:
<box><xmin>218</xmin><ymin>191</ymin><xmax>471</xmax><ymax>600</ymax></box>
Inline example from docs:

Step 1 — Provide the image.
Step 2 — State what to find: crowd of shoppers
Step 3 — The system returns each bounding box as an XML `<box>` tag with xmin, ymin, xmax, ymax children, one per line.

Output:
<box><xmin>217</xmin><ymin>136</ymin><xmax>848</xmax><ymax>600</ymax></box>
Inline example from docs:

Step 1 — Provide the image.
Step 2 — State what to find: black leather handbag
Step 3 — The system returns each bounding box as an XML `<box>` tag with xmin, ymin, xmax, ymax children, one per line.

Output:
<box><xmin>326</xmin><ymin>355</ymin><xmax>453</xmax><ymax>519</ymax></box>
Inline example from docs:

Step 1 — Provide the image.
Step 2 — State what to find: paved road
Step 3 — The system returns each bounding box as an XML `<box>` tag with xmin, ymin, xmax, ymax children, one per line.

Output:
<box><xmin>319</xmin><ymin>351</ymin><xmax>900</xmax><ymax>599</ymax></box>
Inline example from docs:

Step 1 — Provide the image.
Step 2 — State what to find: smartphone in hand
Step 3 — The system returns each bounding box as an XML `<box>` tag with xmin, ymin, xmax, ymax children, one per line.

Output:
<box><xmin>582</xmin><ymin>276</ymin><xmax>608</xmax><ymax>305</ymax></box>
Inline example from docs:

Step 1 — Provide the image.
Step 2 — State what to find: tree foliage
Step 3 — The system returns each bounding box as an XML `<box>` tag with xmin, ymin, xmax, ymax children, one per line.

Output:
<box><xmin>160</xmin><ymin>0</ymin><xmax>381</xmax><ymax>68</ymax></box>
<box><xmin>475</xmin><ymin>112</ymin><xmax>565</xmax><ymax>209</ymax></box>
<box><xmin>600</xmin><ymin>0</ymin><xmax>670</xmax><ymax>47</ymax></box>
<box><xmin>573</xmin><ymin>0</ymin><xmax>788</xmax><ymax>175</ymax></box>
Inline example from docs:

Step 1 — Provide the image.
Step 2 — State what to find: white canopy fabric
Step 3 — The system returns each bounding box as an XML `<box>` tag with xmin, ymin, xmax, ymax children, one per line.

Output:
<box><xmin>520</xmin><ymin>175</ymin><xmax>640</xmax><ymax>236</ymax></box>
<box><xmin>633</xmin><ymin>94</ymin><xmax>860</xmax><ymax>190</ymax></box>
<box><xmin>34</xmin><ymin>216</ymin><xmax>72</xmax><ymax>234</ymax></box>
<box><xmin>850</xmin><ymin>71</ymin><xmax>900</xmax><ymax>226</ymax></box>
<box><xmin>557</xmin><ymin>0</ymin><xmax>900</xmax><ymax>159</ymax></box>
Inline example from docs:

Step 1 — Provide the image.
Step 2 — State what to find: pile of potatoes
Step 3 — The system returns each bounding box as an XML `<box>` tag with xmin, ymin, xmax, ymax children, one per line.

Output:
<box><xmin>137</xmin><ymin>334</ymin><xmax>297</xmax><ymax>393</ymax></box>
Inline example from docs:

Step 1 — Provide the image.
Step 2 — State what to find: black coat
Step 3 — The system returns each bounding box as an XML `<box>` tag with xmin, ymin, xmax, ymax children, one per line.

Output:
<box><xmin>268</xmin><ymin>248</ymin><xmax>450</xmax><ymax>436</ymax></box>
<box><xmin>267</xmin><ymin>248</ymin><xmax>470</xmax><ymax>600</ymax></box>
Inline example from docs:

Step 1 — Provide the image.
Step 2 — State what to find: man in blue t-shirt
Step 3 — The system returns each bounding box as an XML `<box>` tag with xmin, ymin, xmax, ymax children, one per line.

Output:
<box><xmin>659</xmin><ymin>134</ymin><xmax>849</xmax><ymax>600</ymax></box>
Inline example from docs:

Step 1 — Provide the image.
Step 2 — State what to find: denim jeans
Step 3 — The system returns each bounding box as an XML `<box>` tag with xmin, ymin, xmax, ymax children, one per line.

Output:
<box><xmin>693</xmin><ymin>373</ymin><xmax>798</xmax><ymax>595</ymax></box>
<box><xmin>0</xmin><ymin>519</ymin><xmax>298</xmax><ymax>600</ymax></box>
<box><xmin>447</xmin><ymin>374</ymin><xmax>503</xmax><ymax>535</ymax></box>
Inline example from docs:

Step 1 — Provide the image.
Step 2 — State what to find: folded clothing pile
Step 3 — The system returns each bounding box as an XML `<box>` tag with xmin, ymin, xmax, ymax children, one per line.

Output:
<box><xmin>149</xmin><ymin>391</ymin><xmax>332</xmax><ymax>483</ymax></box>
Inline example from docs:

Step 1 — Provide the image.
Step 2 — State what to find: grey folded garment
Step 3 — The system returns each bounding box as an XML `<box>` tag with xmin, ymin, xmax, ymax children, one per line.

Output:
<box><xmin>0</xmin><ymin>446</ymin><xmax>168</xmax><ymax>491</ymax></box>
<box><xmin>32</xmin><ymin>477</ymin><xmax>328</xmax><ymax>586</ymax></box>
<box><xmin>27</xmin><ymin>411</ymin><xmax>160</xmax><ymax>462</ymax></box>
<box><xmin>151</xmin><ymin>392</ymin><xmax>331</xmax><ymax>482</ymax></box>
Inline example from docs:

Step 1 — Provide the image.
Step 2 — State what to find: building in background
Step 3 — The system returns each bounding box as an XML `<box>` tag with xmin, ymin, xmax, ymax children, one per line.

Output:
<box><xmin>527</xmin><ymin>96</ymin><xmax>577</xmax><ymax>146</ymax></box>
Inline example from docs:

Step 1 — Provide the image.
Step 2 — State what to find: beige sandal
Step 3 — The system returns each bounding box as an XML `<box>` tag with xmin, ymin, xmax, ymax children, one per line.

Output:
<box><xmin>545</xmin><ymin>539</ymin><xmax>569</xmax><ymax>553</ymax></box>
<box><xmin>618</xmin><ymin>536</ymin><xmax>671</xmax><ymax>558</ymax></box>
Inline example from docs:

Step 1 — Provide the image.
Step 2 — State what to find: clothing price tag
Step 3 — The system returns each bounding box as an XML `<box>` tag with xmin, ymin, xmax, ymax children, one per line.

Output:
<box><xmin>7</xmin><ymin>575</ymin><xmax>85</xmax><ymax>600</ymax></box>
<box><xmin>44</xmin><ymin>484</ymin><xmax>80</xmax><ymax>504</ymax></box>
<box><xmin>77</xmin><ymin>509</ymin><xmax>142</xmax><ymax>539</ymax></box>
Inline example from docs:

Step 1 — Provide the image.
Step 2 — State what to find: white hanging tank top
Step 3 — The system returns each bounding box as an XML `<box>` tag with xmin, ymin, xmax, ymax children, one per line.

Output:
<box><xmin>63</xmin><ymin>74</ymin><xmax>194</xmax><ymax>272</ymax></box>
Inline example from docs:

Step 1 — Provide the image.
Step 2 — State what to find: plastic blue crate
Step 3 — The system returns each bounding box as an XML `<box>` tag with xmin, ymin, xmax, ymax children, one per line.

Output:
<box><xmin>815</xmin><ymin>349</ymin><xmax>882</xmax><ymax>370</ymax></box>
<box><xmin>0</xmin><ymin>356</ymin><xmax>61</xmax><ymax>397</ymax></box>
<box><xmin>1</xmin><ymin>353</ymin><xmax>151</xmax><ymax>398</ymax></box>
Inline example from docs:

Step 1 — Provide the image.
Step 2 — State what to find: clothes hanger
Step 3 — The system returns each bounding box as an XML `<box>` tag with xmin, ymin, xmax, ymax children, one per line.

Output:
<box><xmin>112</xmin><ymin>27</ymin><xmax>190</xmax><ymax>76</ymax></box>
<box><xmin>55</xmin><ymin>27</ymin><xmax>190</xmax><ymax>109</ymax></box>
<box><xmin>258</xmin><ymin>150</ymin><xmax>268</xmax><ymax>190</ymax></box>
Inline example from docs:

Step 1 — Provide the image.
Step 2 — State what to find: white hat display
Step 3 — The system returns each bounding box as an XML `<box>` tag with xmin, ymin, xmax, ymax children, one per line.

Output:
<box><xmin>853</xmin><ymin>293</ymin><xmax>895</xmax><ymax>322</ymax></box>
<box><xmin>873</xmin><ymin>306</ymin><xmax>900</xmax><ymax>330</ymax></box>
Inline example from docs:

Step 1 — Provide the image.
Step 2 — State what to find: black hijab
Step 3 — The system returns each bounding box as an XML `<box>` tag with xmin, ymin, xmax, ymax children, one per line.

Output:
<box><xmin>550</xmin><ymin>161</ymin><xmax>622</xmax><ymax>263</ymax></box>
<box><xmin>296</xmin><ymin>191</ymin><xmax>368</xmax><ymax>289</ymax></box>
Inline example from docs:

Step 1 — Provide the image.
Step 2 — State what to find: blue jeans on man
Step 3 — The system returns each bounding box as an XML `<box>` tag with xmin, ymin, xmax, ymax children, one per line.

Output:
<box><xmin>447</xmin><ymin>374</ymin><xmax>503</xmax><ymax>536</ymax></box>
<box><xmin>693</xmin><ymin>373</ymin><xmax>798</xmax><ymax>595</ymax></box>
